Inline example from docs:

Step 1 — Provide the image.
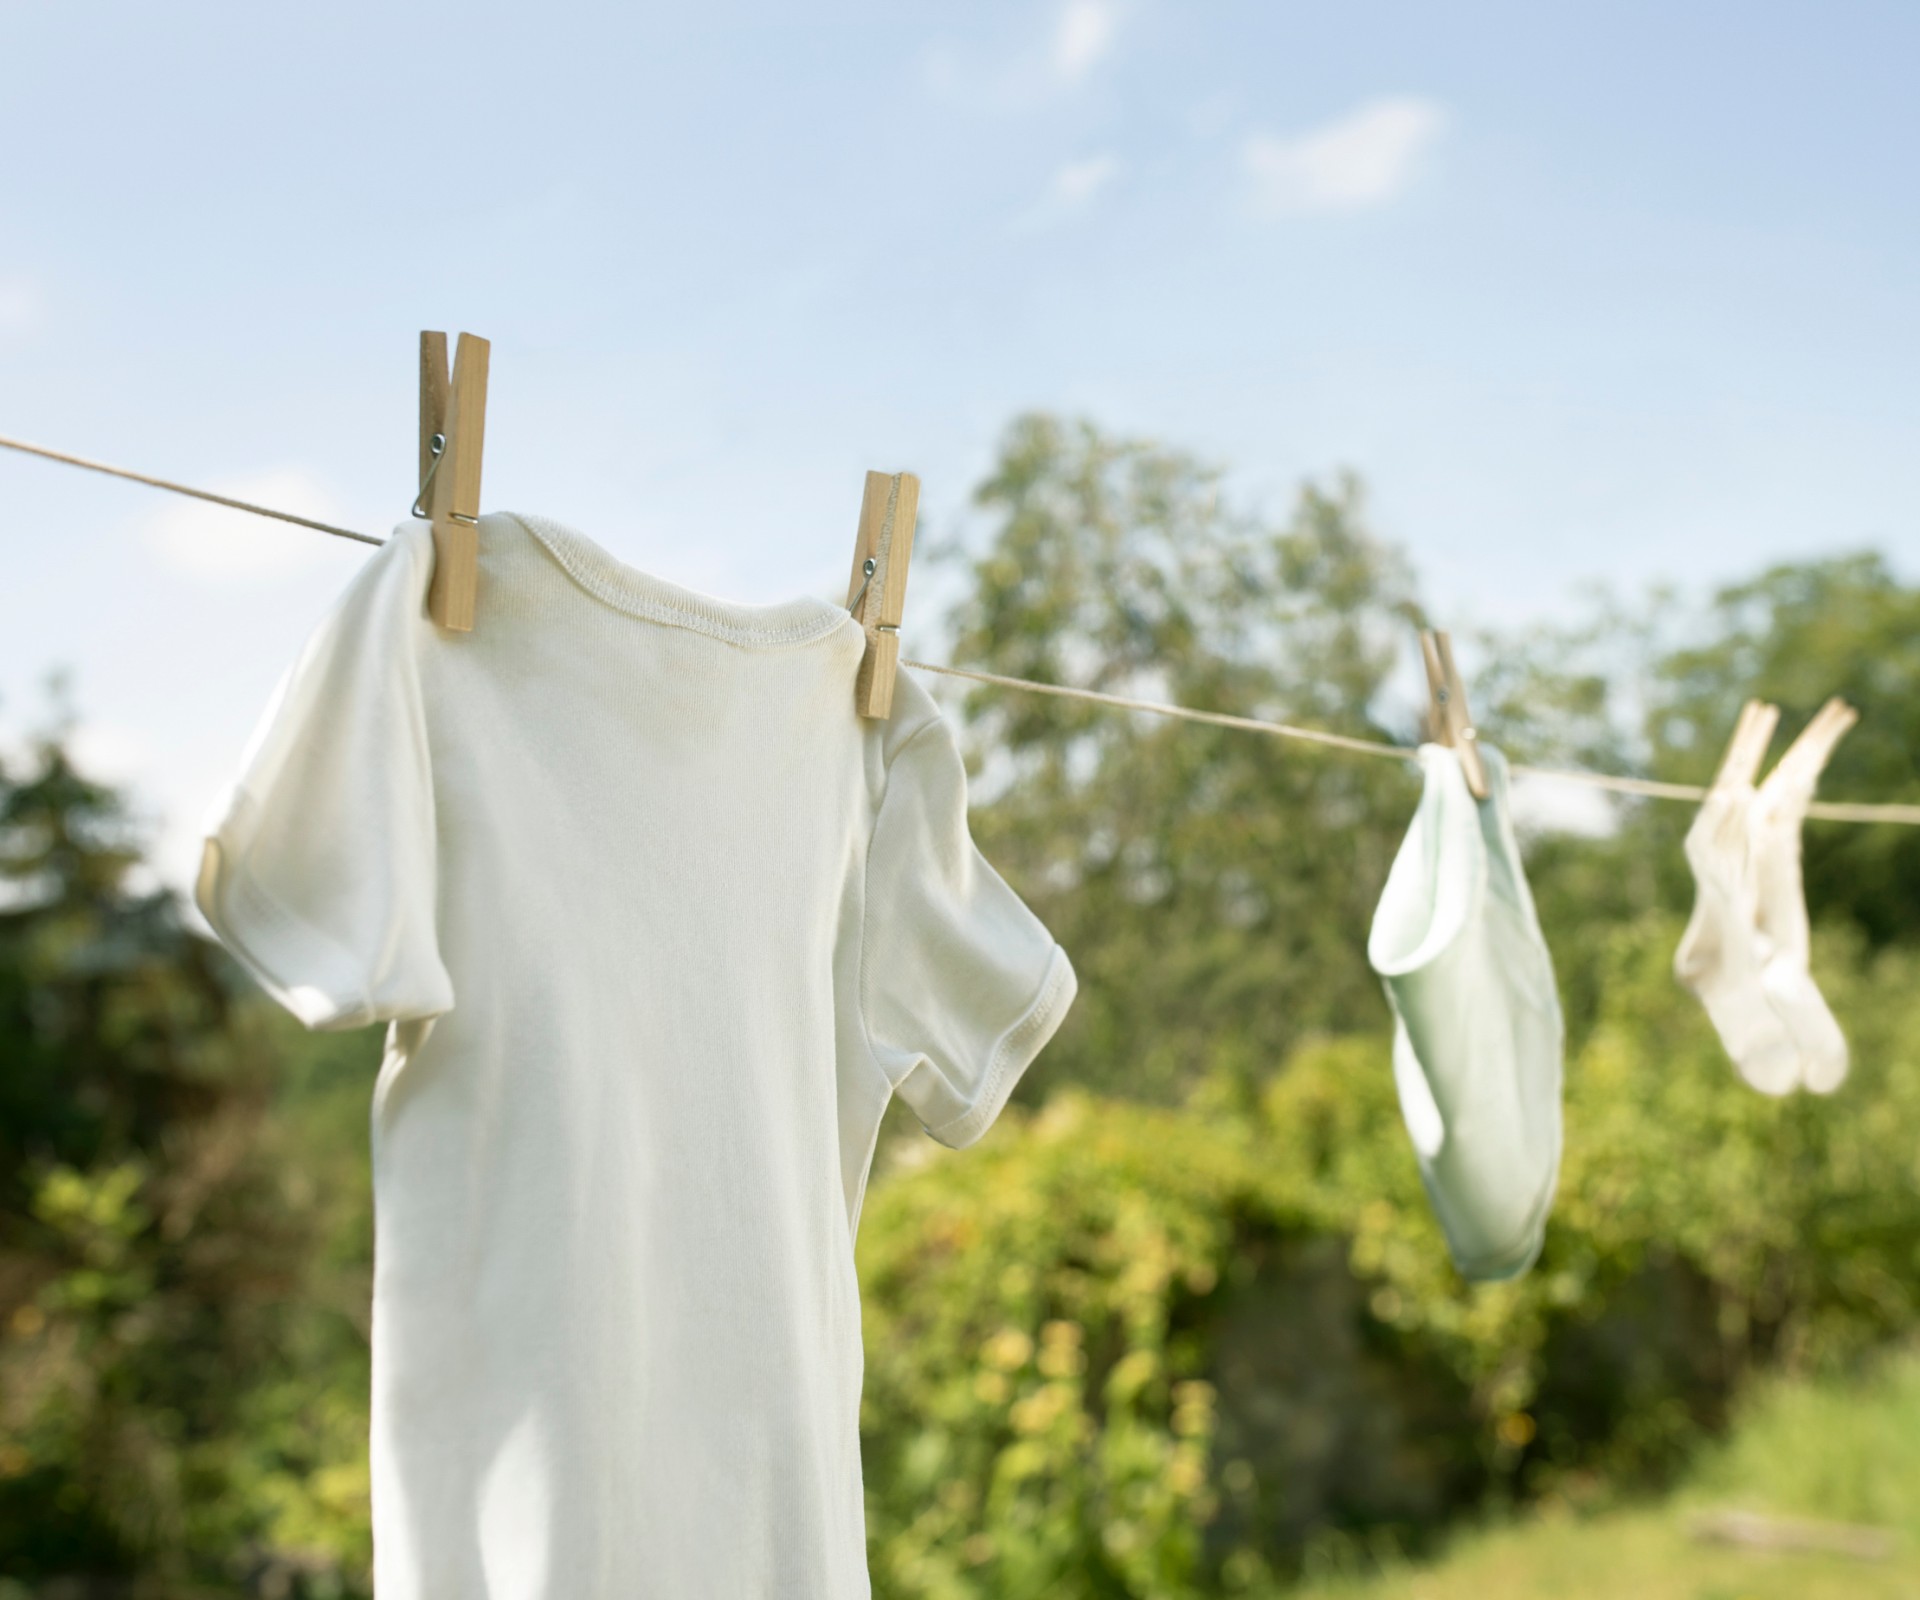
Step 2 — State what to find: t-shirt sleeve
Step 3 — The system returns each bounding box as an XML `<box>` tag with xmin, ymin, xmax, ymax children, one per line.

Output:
<box><xmin>194</xmin><ymin>523</ymin><xmax>453</xmax><ymax>1032</ymax></box>
<box><xmin>861</xmin><ymin>712</ymin><xmax>1077</xmax><ymax>1149</ymax></box>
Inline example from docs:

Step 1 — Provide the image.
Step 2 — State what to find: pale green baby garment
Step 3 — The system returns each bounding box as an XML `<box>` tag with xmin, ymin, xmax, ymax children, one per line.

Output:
<box><xmin>1367</xmin><ymin>742</ymin><xmax>1564</xmax><ymax>1281</ymax></box>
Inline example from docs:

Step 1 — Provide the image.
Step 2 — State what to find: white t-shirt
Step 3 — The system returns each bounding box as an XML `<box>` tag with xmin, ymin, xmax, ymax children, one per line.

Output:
<box><xmin>1366</xmin><ymin>743</ymin><xmax>1564</xmax><ymax>1281</ymax></box>
<box><xmin>195</xmin><ymin>513</ymin><xmax>1077</xmax><ymax>1600</ymax></box>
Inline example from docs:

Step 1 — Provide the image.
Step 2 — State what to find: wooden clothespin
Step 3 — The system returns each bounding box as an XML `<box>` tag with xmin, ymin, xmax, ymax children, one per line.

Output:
<box><xmin>1419</xmin><ymin>629</ymin><xmax>1489</xmax><ymax>799</ymax></box>
<box><xmin>845</xmin><ymin>470</ymin><xmax>920</xmax><ymax>718</ymax></box>
<box><xmin>1766</xmin><ymin>697</ymin><xmax>1859</xmax><ymax>790</ymax></box>
<box><xmin>1710</xmin><ymin>699</ymin><xmax>1782</xmax><ymax>792</ymax></box>
<box><xmin>416</xmin><ymin>331</ymin><xmax>490</xmax><ymax>632</ymax></box>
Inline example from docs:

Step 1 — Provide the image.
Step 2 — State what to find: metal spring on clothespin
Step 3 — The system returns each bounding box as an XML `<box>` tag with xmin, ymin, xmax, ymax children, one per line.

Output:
<box><xmin>848</xmin><ymin>556</ymin><xmax>878</xmax><ymax>617</ymax></box>
<box><xmin>411</xmin><ymin>432</ymin><xmax>447</xmax><ymax>519</ymax></box>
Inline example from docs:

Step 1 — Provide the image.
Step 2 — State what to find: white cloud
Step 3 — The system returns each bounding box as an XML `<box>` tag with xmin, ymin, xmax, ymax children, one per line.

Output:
<box><xmin>1243</xmin><ymin>97</ymin><xmax>1448</xmax><ymax>215</ymax></box>
<box><xmin>142</xmin><ymin>469</ymin><xmax>350</xmax><ymax>583</ymax></box>
<box><xmin>1051</xmin><ymin>153</ymin><xmax>1122</xmax><ymax>208</ymax></box>
<box><xmin>1054</xmin><ymin>0</ymin><xmax>1117</xmax><ymax>81</ymax></box>
<box><xmin>923</xmin><ymin>2</ymin><xmax>1123</xmax><ymax>111</ymax></box>
<box><xmin>67</xmin><ymin>720</ymin><xmax>153</xmax><ymax>785</ymax></box>
<box><xmin>1508</xmin><ymin>770</ymin><xmax>1621</xmax><ymax>839</ymax></box>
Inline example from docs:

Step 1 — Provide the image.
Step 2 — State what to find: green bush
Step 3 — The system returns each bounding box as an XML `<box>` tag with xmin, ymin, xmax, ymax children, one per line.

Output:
<box><xmin>0</xmin><ymin>714</ymin><xmax>379</xmax><ymax>1595</ymax></box>
<box><xmin>856</xmin><ymin>914</ymin><xmax>1920</xmax><ymax>1597</ymax></box>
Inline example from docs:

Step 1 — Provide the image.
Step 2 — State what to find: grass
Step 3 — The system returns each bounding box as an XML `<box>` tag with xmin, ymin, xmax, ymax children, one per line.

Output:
<box><xmin>1290</xmin><ymin>1345</ymin><xmax>1920</xmax><ymax>1600</ymax></box>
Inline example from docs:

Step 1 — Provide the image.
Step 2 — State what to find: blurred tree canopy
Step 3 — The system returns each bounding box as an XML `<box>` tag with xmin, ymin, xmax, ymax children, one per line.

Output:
<box><xmin>1476</xmin><ymin>554</ymin><xmax>1920</xmax><ymax>950</ymax></box>
<box><xmin>941</xmin><ymin>417</ymin><xmax>1920</xmax><ymax>1094</ymax></box>
<box><xmin>3</xmin><ymin>413</ymin><xmax>1918</xmax><ymax>1597</ymax></box>
<box><xmin>943</xmin><ymin>415</ymin><xmax>1426</xmax><ymax>1106</ymax></box>
<box><xmin>0</xmin><ymin>700</ymin><xmax>375</xmax><ymax>1595</ymax></box>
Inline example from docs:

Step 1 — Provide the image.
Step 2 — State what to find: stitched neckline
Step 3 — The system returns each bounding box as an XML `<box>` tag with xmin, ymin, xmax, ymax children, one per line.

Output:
<box><xmin>501</xmin><ymin>511</ymin><xmax>854</xmax><ymax>648</ymax></box>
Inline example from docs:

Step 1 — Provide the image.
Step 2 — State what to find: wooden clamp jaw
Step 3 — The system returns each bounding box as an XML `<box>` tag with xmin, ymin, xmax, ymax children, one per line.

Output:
<box><xmin>418</xmin><ymin>331</ymin><xmax>490</xmax><ymax>632</ymax></box>
<box><xmin>1710</xmin><ymin>699</ymin><xmax>1781</xmax><ymax>791</ymax></box>
<box><xmin>1419</xmin><ymin>628</ymin><xmax>1489</xmax><ymax>800</ymax></box>
<box><xmin>845</xmin><ymin>469</ymin><xmax>920</xmax><ymax>718</ymax></box>
<box><xmin>1763</xmin><ymin>696</ymin><xmax>1859</xmax><ymax>794</ymax></box>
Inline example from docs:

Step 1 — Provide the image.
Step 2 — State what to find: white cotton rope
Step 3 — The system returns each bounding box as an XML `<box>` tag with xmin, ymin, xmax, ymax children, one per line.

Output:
<box><xmin>901</xmin><ymin>657</ymin><xmax>1414</xmax><ymax>761</ymax></box>
<box><xmin>903</xmin><ymin>659</ymin><xmax>1920</xmax><ymax>826</ymax></box>
<box><xmin>0</xmin><ymin>434</ymin><xmax>384</xmax><ymax>546</ymax></box>
<box><xmin>6</xmin><ymin>430</ymin><xmax>1919</xmax><ymax>827</ymax></box>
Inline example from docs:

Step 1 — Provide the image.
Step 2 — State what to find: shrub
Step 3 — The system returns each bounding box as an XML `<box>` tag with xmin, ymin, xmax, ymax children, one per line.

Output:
<box><xmin>857</xmin><ymin>915</ymin><xmax>1920</xmax><ymax>1596</ymax></box>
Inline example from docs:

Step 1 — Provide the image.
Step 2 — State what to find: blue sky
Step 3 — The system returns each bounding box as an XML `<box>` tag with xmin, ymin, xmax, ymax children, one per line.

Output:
<box><xmin>3</xmin><ymin>1</ymin><xmax>1916</xmax><ymax>882</ymax></box>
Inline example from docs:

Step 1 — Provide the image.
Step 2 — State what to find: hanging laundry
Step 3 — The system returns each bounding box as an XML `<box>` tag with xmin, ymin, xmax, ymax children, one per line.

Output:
<box><xmin>1750</xmin><ymin>698</ymin><xmax>1857</xmax><ymax>1093</ymax></box>
<box><xmin>1674</xmin><ymin>701</ymin><xmax>1801</xmax><ymax>1095</ymax></box>
<box><xmin>195</xmin><ymin>513</ymin><xmax>1077</xmax><ymax>1600</ymax></box>
<box><xmin>1367</xmin><ymin>742</ymin><xmax>1564</xmax><ymax>1282</ymax></box>
<box><xmin>1678</xmin><ymin>699</ymin><xmax>1857</xmax><ymax>1095</ymax></box>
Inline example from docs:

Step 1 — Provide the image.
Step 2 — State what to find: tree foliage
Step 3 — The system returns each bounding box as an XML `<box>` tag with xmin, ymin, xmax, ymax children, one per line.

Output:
<box><xmin>943</xmin><ymin>416</ymin><xmax>1424</xmax><ymax>1106</ymax></box>
<box><xmin>1477</xmin><ymin>553</ymin><xmax>1920</xmax><ymax>949</ymax></box>
<box><xmin>858</xmin><ymin>915</ymin><xmax>1920</xmax><ymax>1598</ymax></box>
<box><xmin>0</xmin><ymin>703</ymin><xmax>374</xmax><ymax>1596</ymax></box>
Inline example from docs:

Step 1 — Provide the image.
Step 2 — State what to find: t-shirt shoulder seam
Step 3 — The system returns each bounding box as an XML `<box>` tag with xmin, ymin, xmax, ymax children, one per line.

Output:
<box><xmin>881</xmin><ymin>711</ymin><xmax>944</xmax><ymax>774</ymax></box>
<box><xmin>501</xmin><ymin>511</ymin><xmax>853</xmax><ymax>650</ymax></box>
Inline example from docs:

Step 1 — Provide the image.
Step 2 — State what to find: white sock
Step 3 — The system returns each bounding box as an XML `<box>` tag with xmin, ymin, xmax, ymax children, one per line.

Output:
<box><xmin>1674</xmin><ymin>702</ymin><xmax>1802</xmax><ymax>1096</ymax></box>
<box><xmin>1751</xmin><ymin>699</ymin><xmax>1858</xmax><ymax>1095</ymax></box>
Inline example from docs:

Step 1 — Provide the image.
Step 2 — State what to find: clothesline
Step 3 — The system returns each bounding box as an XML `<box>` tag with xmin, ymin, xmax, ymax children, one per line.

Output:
<box><xmin>1</xmin><ymin>434</ymin><xmax>384</xmax><ymax>546</ymax></box>
<box><xmin>902</xmin><ymin>659</ymin><xmax>1920</xmax><ymax>824</ymax></box>
<box><xmin>7</xmin><ymin>429</ymin><xmax>1920</xmax><ymax>828</ymax></box>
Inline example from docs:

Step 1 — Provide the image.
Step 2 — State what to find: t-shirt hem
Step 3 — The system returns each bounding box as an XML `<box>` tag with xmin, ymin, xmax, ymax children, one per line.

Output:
<box><xmin>924</xmin><ymin>945</ymin><xmax>1077</xmax><ymax>1150</ymax></box>
<box><xmin>1448</xmin><ymin>1222</ymin><xmax>1546</xmax><ymax>1284</ymax></box>
<box><xmin>1435</xmin><ymin>1159</ymin><xmax>1560</xmax><ymax>1284</ymax></box>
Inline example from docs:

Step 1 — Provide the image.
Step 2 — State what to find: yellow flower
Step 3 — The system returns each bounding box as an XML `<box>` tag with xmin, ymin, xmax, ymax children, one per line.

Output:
<box><xmin>1106</xmin><ymin>1348</ymin><xmax>1159</xmax><ymax>1403</ymax></box>
<box><xmin>1167</xmin><ymin>1450</ymin><xmax>1206</xmax><ymax>1497</ymax></box>
<box><xmin>981</xmin><ymin>1327</ymin><xmax>1034</xmax><ymax>1371</ymax></box>
<box><xmin>1183</xmin><ymin>1262</ymin><xmax>1219</xmax><ymax>1294</ymax></box>
<box><xmin>1037</xmin><ymin>1320</ymin><xmax>1086</xmax><ymax>1378</ymax></box>
<box><xmin>1010</xmin><ymin>1383</ymin><xmax>1073</xmax><ymax>1435</ymax></box>
<box><xmin>973</xmin><ymin>1370</ymin><xmax>1011</xmax><ymax>1405</ymax></box>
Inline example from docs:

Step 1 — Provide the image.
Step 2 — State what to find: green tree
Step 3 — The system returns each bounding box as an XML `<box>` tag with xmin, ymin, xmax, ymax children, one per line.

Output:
<box><xmin>1646</xmin><ymin>555</ymin><xmax>1920</xmax><ymax>946</ymax></box>
<box><xmin>0</xmin><ymin>700</ymin><xmax>373</xmax><ymax>1596</ymax></box>
<box><xmin>1470</xmin><ymin>554</ymin><xmax>1920</xmax><ymax>1044</ymax></box>
<box><xmin>940</xmin><ymin>416</ymin><xmax>1426</xmax><ymax>1107</ymax></box>
<box><xmin>1479</xmin><ymin>554</ymin><xmax>1920</xmax><ymax>944</ymax></box>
